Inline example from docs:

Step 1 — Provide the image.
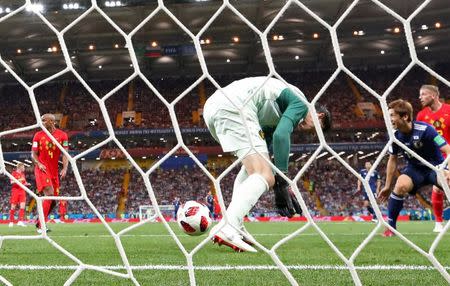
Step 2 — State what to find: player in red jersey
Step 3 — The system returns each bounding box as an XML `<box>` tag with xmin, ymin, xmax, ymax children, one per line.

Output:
<box><xmin>416</xmin><ymin>85</ymin><xmax>450</xmax><ymax>233</ymax></box>
<box><xmin>59</xmin><ymin>200</ymin><xmax>67</xmax><ymax>222</ymax></box>
<box><xmin>9</xmin><ymin>163</ymin><xmax>30</xmax><ymax>227</ymax></box>
<box><xmin>31</xmin><ymin>114</ymin><xmax>69</xmax><ymax>233</ymax></box>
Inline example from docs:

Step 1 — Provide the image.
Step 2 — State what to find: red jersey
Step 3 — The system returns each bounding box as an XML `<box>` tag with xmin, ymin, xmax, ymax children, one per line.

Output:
<box><xmin>32</xmin><ymin>129</ymin><xmax>69</xmax><ymax>178</ymax></box>
<box><xmin>10</xmin><ymin>170</ymin><xmax>28</xmax><ymax>191</ymax></box>
<box><xmin>417</xmin><ymin>103</ymin><xmax>450</xmax><ymax>144</ymax></box>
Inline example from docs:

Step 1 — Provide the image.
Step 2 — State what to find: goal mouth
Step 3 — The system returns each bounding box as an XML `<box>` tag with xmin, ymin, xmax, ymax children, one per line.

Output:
<box><xmin>0</xmin><ymin>1</ymin><xmax>448</xmax><ymax>285</ymax></box>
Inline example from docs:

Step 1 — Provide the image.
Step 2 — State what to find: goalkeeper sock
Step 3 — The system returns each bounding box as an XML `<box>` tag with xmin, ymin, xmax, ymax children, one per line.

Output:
<box><xmin>431</xmin><ymin>189</ymin><xmax>444</xmax><ymax>223</ymax></box>
<box><xmin>19</xmin><ymin>209</ymin><xmax>25</xmax><ymax>221</ymax></box>
<box><xmin>9</xmin><ymin>209</ymin><xmax>15</xmax><ymax>222</ymax></box>
<box><xmin>231</xmin><ymin>166</ymin><xmax>248</xmax><ymax>202</ymax></box>
<box><xmin>367</xmin><ymin>206</ymin><xmax>375</xmax><ymax>216</ymax></box>
<box><xmin>226</xmin><ymin>174</ymin><xmax>268</xmax><ymax>229</ymax></box>
<box><xmin>387</xmin><ymin>193</ymin><xmax>404</xmax><ymax>229</ymax></box>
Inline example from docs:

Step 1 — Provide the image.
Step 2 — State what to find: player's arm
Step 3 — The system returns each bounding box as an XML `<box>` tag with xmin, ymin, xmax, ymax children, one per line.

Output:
<box><xmin>262</xmin><ymin>126</ymin><xmax>274</xmax><ymax>153</ymax></box>
<box><xmin>31</xmin><ymin>138</ymin><xmax>46</xmax><ymax>173</ymax></box>
<box><xmin>60</xmin><ymin>155</ymin><xmax>68</xmax><ymax>178</ymax></box>
<box><xmin>378</xmin><ymin>154</ymin><xmax>397</xmax><ymax>202</ymax></box>
<box><xmin>272</xmin><ymin>88</ymin><xmax>308</xmax><ymax>173</ymax></box>
<box><xmin>10</xmin><ymin>171</ymin><xmax>19</xmax><ymax>186</ymax></box>
<box><xmin>356</xmin><ymin>174</ymin><xmax>362</xmax><ymax>193</ymax></box>
<box><xmin>439</xmin><ymin>143</ymin><xmax>450</xmax><ymax>159</ymax></box>
<box><xmin>376</xmin><ymin>173</ymin><xmax>382</xmax><ymax>194</ymax></box>
<box><xmin>271</xmin><ymin>89</ymin><xmax>308</xmax><ymax>217</ymax></box>
<box><xmin>60</xmin><ymin>133</ymin><xmax>70</xmax><ymax>179</ymax></box>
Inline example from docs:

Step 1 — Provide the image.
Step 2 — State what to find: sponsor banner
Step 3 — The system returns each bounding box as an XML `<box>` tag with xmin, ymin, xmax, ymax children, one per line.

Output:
<box><xmin>99</xmin><ymin>149</ymin><xmax>126</xmax><ymax>159</ymax></box>
<box><xmin>4</xmin><ymin>128</ymin><xmax>210</xmax><ymax>140</ymax></box>
<box><xmin>162</xmin><ymin>44</ymin><xmax>196</xmax><ymax>56</ymax></box>
<box><xmin>3</xmin><ymin>142</ymin><xmax>387</xmax><ymax>161</ymax></box>
<box><xmin>333</xmin><ymin>120</ymin><xmax>385</xmax><ymax>129</ymax></box>
<box><xmin>290</xmin><ymin>142</ymin><xmax>385</xmax><ymax>153</ymax></box>
<box><xmin>163</xmin><ymin>45</ymin><xmax>179</xmax><ymax>56</ymax></box>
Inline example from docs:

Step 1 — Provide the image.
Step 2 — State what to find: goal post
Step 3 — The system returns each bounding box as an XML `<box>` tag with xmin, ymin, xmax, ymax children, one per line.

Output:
<box><xmin>0</xmin><ymin>1</ymin><xmax>449</xmax><ymax>286</ymax></box>
<box><xmin>139</xmin><ymin>204</ymin><xmax>175</xmax><ymax>221</ymax></box>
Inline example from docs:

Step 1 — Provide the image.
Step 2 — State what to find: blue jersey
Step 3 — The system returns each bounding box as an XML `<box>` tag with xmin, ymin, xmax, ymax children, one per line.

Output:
<box><xmin>389</xmin><ymin>121</ymin><xmax>446</xmax><ymax>167</ymax></box>
<box><xmin>359</xmin><ymin>169</ymin><xmax>380</xmax><ymax>192</ymax></box>
<box><xmin>173</xmin><ymin>200</ymin><xmax>181</xmax><ymax>211</ymax></box>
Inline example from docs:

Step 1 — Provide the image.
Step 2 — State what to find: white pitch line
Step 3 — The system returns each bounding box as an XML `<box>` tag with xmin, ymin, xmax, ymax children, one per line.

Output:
<box><xmin>40</xmin><ymin>232</ymin><xmax>445</xmax><ymax>238</ymax></box>
<box><xmin>0</xmin><ymin>264</ymin><xmax>448</xmax><ymax>271</ymax></box>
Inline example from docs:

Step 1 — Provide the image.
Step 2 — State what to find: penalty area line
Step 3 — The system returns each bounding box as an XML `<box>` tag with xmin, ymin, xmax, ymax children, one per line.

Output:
<box><xmin>0</xmin><ymin>264</ymin><xmax>448</xmax><ymax>271</ymax></box>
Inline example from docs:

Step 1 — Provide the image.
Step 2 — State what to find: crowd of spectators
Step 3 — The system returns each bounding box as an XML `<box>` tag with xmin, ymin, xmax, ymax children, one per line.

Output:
<box><xmin>4</xmin><ymin>65</ymin><xmax>447</xmax><ymax>134</ymax></box>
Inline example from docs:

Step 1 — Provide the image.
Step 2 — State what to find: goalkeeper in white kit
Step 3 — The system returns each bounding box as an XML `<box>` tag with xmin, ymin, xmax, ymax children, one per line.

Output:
<box><xmin>203</xmin><ymin>77</ymin><xmax>332</xmax><ymax>252</ymax></box>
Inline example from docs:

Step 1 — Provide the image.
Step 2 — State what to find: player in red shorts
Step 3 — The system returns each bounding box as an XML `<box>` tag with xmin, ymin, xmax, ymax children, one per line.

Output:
<box><xmin>416</xmin><ymin>84</ymin><xmax>450</xmax><ymax>233</ymax></box>
<box><xmin>31</xmin><ymin>113</ymin><xmax>69</xmax><ymax>233</ymax></box>
<box><xmin>9</xmin><ymin>162</ymin><xmax>30</xmax><ymax>227</ymax></box>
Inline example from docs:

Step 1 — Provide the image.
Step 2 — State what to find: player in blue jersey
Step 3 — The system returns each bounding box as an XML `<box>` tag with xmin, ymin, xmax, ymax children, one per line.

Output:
<box><xmin>356</xmin><ymin>161</ymin><xmax>381</xmax><ymax>222</ymax></box>
<box><xmin>378</xmin><ymin>99</ymin><xmax>450</xmax><ymax>237</ymax></box>
<box><xmin>205</xmin><ymin>191</ymin><xmax>214</xmax><ymax>216</ymax></box>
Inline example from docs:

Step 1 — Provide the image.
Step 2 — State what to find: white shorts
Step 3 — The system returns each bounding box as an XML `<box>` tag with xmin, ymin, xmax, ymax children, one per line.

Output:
<box><xmin>203</xmin><ymin>101</ymin><xmax>268</xmax><ymax>159</ymax></box>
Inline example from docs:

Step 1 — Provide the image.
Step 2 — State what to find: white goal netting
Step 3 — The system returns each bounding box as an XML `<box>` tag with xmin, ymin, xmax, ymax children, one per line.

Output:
<box><xmin>0</xmin><ymin>0</ymin><xmax>449</xmax><ymax>285</ymax></box>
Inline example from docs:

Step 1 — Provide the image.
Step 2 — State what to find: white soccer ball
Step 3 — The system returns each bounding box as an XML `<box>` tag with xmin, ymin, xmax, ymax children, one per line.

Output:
<box><xmin>177</xmin><ymin>201</ymin><xmax>212</xmax><ymax>236</ymax></box>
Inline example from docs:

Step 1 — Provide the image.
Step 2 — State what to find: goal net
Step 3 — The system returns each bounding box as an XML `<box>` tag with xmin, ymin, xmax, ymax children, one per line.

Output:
<box><xmin>138</xmin><ymin>205</ymin><xmax>173</xmax><ymax>221</ymax></box>
<box><xmin>0</xmin><ymin>0</ymin><xmax>449</xmax><ymax>285</ymax></box>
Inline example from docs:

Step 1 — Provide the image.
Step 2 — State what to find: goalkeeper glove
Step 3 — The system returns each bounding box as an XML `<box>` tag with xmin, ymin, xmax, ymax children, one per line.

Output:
<box><xmin>288</xmin><ymin>187</ymin><xmax>303</xmax><ymax>216</ymax></box>
<box><xmin>273</xmin><ymin>174</ymin><xmax>296</xmax><ymax>218</ymax></box>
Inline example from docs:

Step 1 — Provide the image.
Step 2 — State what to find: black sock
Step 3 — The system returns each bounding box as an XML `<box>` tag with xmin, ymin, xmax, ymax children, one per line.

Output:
<box><xmin>387</xmin><ymin>193</ymin><xmax>404</xmax><ymax>229</ymax></box>
<box><xmin>367</xmin><ymin>206</ymin><xmax>375</xmax><ymax>216</ymax></box>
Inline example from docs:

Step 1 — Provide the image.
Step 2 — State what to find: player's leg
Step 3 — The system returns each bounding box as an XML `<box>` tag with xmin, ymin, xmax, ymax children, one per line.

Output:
<box><xmin>205</xmin><ymin>108</ymin><xmax>269</xmax><ymax>252</ymax></box>
<box><xmin>9</xmin><ymin>202</ymin><xmax>16</xmax><ymax>227</ymax></box>
<box><xmin>384</xmin><ymin>174</ymin><xmax>414</xmax><ymax>236</ymax></box>
<box><xmin>363</xmin><ymin>190</ymin><xmax>376</xmax><ymax>221</ymax></box>
<box><xmin>231</xmin><ymin>166</ymin><xmax>248</xmax><ymax>201</ymax></box>
<box><xmin>230</xmin><ymin>165</ymin><xmax>258</xmax><ymax>244</ymax></box>
<box><xmin>431</xmin><ymin>186</ymin><xmax>444</xmax><ymax>232</ymax></box>
<box><xmin>47</xmin><ymin>180</ymin><xmax>60</xmax><ymax>216</ymax></box>
<box><xmin>212</xmin><ymin>152</ymin><xmax>271</xmax><ymax>252</ymax></box>
<box><xmin>34</xmin><ymin>167</ymin><xmax>55</xmax><ymax>231</ymax></box>
<box><xmin>363</xmin><ymin>200</ymin><xmax>376</xmax><ymax>221</ymax></box>
<box><xmin>226</xmin><ymin>153</ymin><xmax>272</xmax><ymax>227</ymax></box>
<box><xmin>17</xmin><ymin>200</ymin><xmax>26</xmax><ymax>227</ymax></box>
<box><xmin>36</xmin><ymin>186</ymin><xmax>54</xmax><ymax>231</ymax></box>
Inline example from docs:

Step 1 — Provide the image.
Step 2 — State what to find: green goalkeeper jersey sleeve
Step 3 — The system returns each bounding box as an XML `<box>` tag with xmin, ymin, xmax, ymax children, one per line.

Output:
<box><xmin>263</xmin><ymin>88</ymin><xmax>309</xmax><ymax>173</ymax></box>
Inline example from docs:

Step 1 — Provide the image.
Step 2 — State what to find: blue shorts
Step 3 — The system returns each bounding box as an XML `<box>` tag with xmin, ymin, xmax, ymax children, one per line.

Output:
<box><xmin>363</xmin><ymin>188</ymin><xmax>377</xmax><ymax>201</ymax></box>
<box><xmin>401</xmin><ymin>165</ymin><xmax>439</xmax><ymax>195</ymax></box>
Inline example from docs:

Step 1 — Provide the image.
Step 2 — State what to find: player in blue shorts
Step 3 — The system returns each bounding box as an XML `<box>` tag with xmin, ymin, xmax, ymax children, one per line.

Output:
<box><xmin>356</xmin><ymin>161</ymin><xmax>381</xmax><ymax>222</ymax></box>
<box><xmin>378</xmin><ymin>99</ymin><xmax>450</xmax><ymax>237</ymax></box>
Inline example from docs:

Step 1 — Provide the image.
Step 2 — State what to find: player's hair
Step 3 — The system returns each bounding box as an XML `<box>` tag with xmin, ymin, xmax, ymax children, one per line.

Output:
<box><xmin>317</xmin><ymin>105</ymin><xmax>332</xmax><ymax>132</ymax></box>
<box><xmin>41</xmin><ymin>113</ymin><xmax>56</xmax><ymax>121</ymax></box>
<box><xmin>388</xmin><ymin>99</ymin><xmax>413</xmax><ymax>122</ymax></box>
<box><xmin>420</xmin><ymin>84</ymin><xmax>440</xmax><ymax>97</ymax></box>
<box><xmin>16</xmin><ymin>162</ymin><xmax>24</xmax><ymax>168</ymax></box>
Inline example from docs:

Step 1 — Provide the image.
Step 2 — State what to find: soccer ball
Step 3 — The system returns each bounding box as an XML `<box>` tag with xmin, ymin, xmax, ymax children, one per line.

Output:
<box><xmin>177</xmin><ymin>201</ymin><xmax>212</xmax><ymax>236</ymax></box>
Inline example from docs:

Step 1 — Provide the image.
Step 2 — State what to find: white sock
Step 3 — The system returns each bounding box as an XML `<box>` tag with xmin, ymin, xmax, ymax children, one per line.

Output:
<box><xmin>226</xmin><ymin>173</ymin><xmax>269</xmax><ymax>228</ymax></box>
<box><xmin>231</xmin><ymin>166</ymin><xmax>249</xmax><ymax>202</ymax></box>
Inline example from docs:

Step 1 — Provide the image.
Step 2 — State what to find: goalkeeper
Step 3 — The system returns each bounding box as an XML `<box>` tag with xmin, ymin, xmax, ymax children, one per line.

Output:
<box><xmin>203</xmin><ymin>77</ymin><xmax>331</xmax><ymax>252</ymax></box>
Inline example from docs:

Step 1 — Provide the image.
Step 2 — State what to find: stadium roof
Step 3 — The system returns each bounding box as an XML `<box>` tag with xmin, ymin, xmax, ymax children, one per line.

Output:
<box><xmin>0</xmin><ymin>0</ymin><xmax>448</xmax><ymax>83</ymax></box>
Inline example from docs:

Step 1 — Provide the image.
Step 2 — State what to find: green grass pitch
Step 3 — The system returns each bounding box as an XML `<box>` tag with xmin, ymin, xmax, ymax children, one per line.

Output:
<box><xmin>0</xmin><ymin>221</ymin><xmax>449</xmax><ymax>285</ymax></box>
